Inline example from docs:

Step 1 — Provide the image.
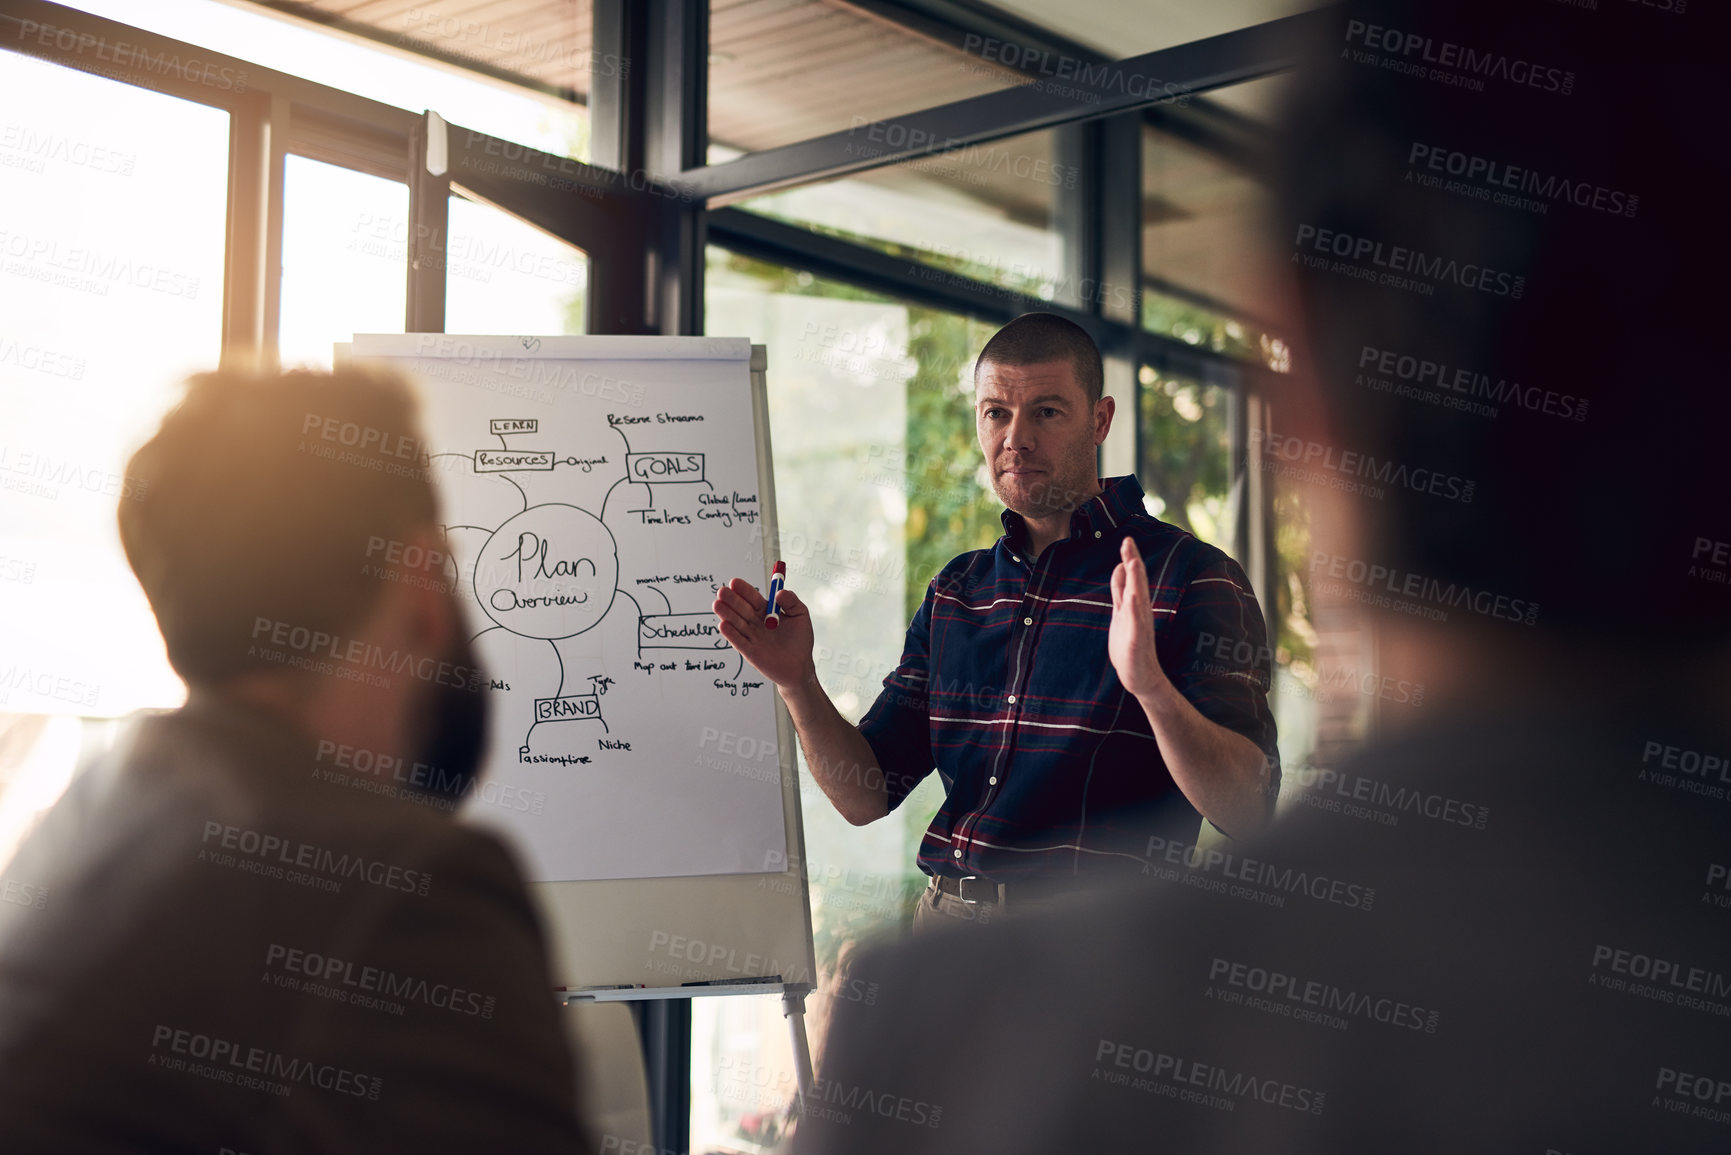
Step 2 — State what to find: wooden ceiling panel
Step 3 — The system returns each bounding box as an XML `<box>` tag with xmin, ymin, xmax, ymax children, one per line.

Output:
<box><xmin>248</xmin><ymin>0</ymin><xmax>592</xmax><ymax>93</ymax></box>
<box><xmin>708</xmin><ymin>0</ymin><xmax>1022</xmax><ymax>153</ymax></box>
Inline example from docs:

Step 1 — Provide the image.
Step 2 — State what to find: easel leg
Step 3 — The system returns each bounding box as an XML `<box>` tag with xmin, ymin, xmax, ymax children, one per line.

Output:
<box><xmin>780</xmin><ymin>982</ymin><xmax>814</xmax><ymax>1111</ymax></box>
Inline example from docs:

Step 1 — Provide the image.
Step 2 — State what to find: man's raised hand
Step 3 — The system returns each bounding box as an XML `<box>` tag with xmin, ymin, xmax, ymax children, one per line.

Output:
<box><xmin>713</xmin><ymin>577</ymin><xmax>815</xmax><ymax>691</ymax></box>
<box><xmin>1108</xmin><ymin>536</ymin><xmax>1170</xmax><ymax>701</ymax></box>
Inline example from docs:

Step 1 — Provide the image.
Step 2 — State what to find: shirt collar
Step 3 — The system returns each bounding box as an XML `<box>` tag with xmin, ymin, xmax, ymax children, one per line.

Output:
<box><xmin>998</xmin><ymin>474</ymin><xmax>1146</xmax><ymax>546</ymax></box>
<box><xmin>177</xmin><ymin>686</ymin><xmax>323</xmax><ymax>769</ymax></box>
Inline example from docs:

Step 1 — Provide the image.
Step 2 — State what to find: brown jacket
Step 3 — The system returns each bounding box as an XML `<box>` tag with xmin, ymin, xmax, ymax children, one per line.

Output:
<box><xmin>0</xmin><ymin>695</ymin><xmax>587</xmax><ymax>1154</ymax></box>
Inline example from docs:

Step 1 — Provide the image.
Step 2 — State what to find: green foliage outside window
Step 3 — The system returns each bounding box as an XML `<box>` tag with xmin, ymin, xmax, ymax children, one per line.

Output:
<box><xmin>900</xmin><ymin>312</ymin><xmax>1002</xmax><ymax>614</ymax></box>
<box><xmin>1136</xmin><ymin>367</ymin><xmax>1231</xmax><ymax>547</ymax></box>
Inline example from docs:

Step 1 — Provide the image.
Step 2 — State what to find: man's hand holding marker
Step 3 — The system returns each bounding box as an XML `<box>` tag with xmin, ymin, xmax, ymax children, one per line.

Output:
<box><xmin>713</xmin><ymin>562</ymin><xmax>816</xmax><ymax>691</ymax></box>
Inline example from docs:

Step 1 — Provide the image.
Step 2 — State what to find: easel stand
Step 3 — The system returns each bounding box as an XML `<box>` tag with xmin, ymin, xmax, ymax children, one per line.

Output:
<box><xmin>561</xmin><ymin>980</ymin><xmax>816</xmax><ymax>1138</ymax></box>
<box><xmin>780</xmin><ymin>982</ymin><xmax>815</xmax><ymax>1105</ymax></box>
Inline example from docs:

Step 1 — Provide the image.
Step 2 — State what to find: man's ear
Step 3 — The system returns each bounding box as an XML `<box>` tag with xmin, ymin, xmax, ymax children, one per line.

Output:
<box><xmin>396</xmin><ymin>526</ymin><xmax>457</xmax><ymax>655</ymax></box>
<box><xmin>1094</xmin><ymin>395</ymin><xmax>1116</xmax><ymax>446</ymax></box>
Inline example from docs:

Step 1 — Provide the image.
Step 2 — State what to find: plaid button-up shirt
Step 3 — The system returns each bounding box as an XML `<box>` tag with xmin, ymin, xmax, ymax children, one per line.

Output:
<box><xmin>858</xmin><ymin>475</ymin><xmax>1279</xmax><ymax>883</ymax></box>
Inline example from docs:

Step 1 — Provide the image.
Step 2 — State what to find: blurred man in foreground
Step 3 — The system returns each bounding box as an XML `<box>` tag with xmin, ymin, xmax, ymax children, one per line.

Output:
<box><xmin>798</xmin><ymin>1</ymin><xmax>1731</xmax><ymax>1151</ymax></box>
<box><xmin>0</xmin><ymin>368</ymin><xmax>587</xmax><ymax>1153</ymax></box>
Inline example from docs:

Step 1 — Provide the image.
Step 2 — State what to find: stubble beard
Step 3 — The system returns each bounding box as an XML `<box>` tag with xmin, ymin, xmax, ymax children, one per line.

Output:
<box><xmin>990</xmin><ymin>446</ymin><xmax>1099</xmax><ymax>524</ymax></box>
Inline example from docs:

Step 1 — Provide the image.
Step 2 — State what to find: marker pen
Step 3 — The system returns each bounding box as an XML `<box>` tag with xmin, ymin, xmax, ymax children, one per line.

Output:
<box><xmin>765</xmin><ymin>561</ymin><xmax>786</xmax><ymax>629</ymax></box>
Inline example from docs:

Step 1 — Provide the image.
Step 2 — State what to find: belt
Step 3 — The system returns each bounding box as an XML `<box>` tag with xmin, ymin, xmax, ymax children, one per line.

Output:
<box><xmin>932</xmin><ymin>873</ymin><xmax>1072</xmax><ymax>907</ymax></box>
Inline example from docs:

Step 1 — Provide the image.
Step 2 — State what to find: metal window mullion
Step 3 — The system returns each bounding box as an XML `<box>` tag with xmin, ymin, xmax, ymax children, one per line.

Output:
<box><xmin>708</xmin><ymin>207</ymin><xmax>1104</xmax><ymax>335</ymax></box>
<box><xmin>591</xmin><ymin>0</ymin><xmax>647</xmax><ymax>176</ymax></box>
<box><xmin>260</xmin><ymin>95</ymin><xmax>289</xmax><ymax>368</ymax></box>
<box><xmin>1051</xmin><ymin>120</ymin><xmax>1097</xmax><ymax>314</ymax></box>
<box><xmin>1239</xmin><ymin>386</ymin><xmax>1279</xmax><ymax>711</ymax></box>
<box><xmin>645</xmin><ymin>0</ymin><xmax>708</xmax><ymax>335</ymax></box>
<box><xmin>1095</xmin><ymin>112</ymin><xmax>1140</xmax><ymax>480</ymax></box>
<box><xmin>406</xmin><ymin>114</ymin><xmax>450</xmax><ymax>334</ymax></box>
<box><xmin>226</xmin><ymin>92</ymin><xmax>273</xmax><ymax>370</ymax></box>
<box><xmin>627</xmin><ymin>8</ymin><xmax>709</xmax><ymax>1153</ymax></box>
<box><xmin>1227</xmin><ymin>372</ymin><xmax>1250</xmax><ymax>565</ymax></box>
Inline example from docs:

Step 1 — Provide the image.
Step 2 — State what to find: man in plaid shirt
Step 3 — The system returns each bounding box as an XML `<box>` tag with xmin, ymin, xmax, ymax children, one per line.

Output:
<box><xmin>714</xmin><ymin>312</ymin><xmax>1277</xmax><ymax>929</ymax></box>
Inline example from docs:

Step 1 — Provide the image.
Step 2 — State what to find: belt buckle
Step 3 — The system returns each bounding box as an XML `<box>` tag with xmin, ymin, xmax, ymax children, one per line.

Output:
<box><xmin>958</xmin><ymin>875</ymin><xmax>984</xmax><ymax>904</ymax></box>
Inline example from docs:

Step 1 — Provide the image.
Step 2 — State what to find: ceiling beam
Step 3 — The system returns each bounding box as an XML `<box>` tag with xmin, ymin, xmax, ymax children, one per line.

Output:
<box><xmin>678</xmin><ymin>8</ymin><xmax>1323</xmax><ymax>204</ymax></box>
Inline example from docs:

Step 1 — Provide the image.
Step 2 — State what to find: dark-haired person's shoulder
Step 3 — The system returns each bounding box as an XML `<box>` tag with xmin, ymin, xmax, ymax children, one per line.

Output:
<box><xmin>802</xmin><ymin>692</ymin><xmax>1731</xmax><ymax>1154</ymax></box>
<box><xmin>270</xmin><ymin>820</ymin><xmax>583</xmax><ymax>1154</ymax></box>
<box><xmin>794</xmin><ymin>888</ymin><xmax>1156</xmax><ymax>1155</ymax></box>
<box><xmin>0</xmin><ymin>702</ymin><xmax>581</xmax><ymax>1153</ymax></box>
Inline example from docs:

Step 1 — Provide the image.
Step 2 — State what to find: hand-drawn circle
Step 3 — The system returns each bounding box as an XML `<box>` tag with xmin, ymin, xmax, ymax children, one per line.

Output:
<box><xmin>477</xmin><ymin>503</ymin><xmax>618</xmax><ymax>639</ymax></box>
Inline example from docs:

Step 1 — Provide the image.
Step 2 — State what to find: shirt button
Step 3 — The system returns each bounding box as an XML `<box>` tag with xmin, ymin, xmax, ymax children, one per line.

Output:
<box><xmin>989</xmin><ymin>776</ymin><xmax>998</xmax><ymax>785</ymax></box>
<box><xmin>1094</xmin><ymin>530</ymin><xmax>1102</xmax><ymax>538</ymax></box>
<box><xmin>1022</xmin><ymin>616</ymin><xmax>1033</xmax><ymax>625</ymax></box>
<box><xmin>953</xmin><ymin>849</ymin><xmax>962</xmax><ymax>859</ymax></box>
<box><xmin>1006</xmin><ymin>694</ymin><xmax>1017</xmax><ymax>704</ymax></box>
<box><xmin>1011</xmin><ymin>556</ymin><xmax>1020</xmax><ymax>562</ymax></box>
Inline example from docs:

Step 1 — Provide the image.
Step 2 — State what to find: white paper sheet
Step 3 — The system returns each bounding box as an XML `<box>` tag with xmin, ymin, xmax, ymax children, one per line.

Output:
<box><xmin>349</xmin><ymin>334</ymin><xmax>787</xmax><ymax>883</ymax></box>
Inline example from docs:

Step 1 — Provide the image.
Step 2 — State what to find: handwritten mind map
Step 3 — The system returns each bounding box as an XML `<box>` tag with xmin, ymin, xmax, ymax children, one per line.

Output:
<box><xmin>350</xmin><ymin>335</ymin><xmax>785</xmax><ymax>883</ymax></box>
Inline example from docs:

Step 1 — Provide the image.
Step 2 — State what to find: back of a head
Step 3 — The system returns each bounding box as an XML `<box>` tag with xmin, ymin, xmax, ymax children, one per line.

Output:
<box><xmin>1274</xmin><ymin>0</ymin><xmax>1731</xmax><ymax>653</ymax></box>
<box><xmin>120</xmin><ymin>366</ymin><xmax>440</xmax><ymax>685</ymax></box>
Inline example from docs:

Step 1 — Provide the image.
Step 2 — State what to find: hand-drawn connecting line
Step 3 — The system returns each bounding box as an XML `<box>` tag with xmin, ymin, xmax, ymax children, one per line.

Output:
<box><xmin>436</xmin><ymin>417</ymin><xmax>742</xmax><ymax>762</ymax></box>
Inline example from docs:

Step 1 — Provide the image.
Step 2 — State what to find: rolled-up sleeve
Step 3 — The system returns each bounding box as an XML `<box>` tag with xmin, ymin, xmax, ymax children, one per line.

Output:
<box><xmin>1162</xmin><ymin>548</ymin><xmax>1281</xmax><ymax>809</ymax></box>
<box><xmin>857</xmin><ymin>585</ymin><xmax>937</xmax><ymax>813</ymax></box>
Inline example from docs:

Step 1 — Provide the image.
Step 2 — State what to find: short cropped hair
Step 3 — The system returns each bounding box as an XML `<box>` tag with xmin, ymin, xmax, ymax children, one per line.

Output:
<box><xmin>119</xmin><ymin>366</ymin><xmax>441</xmax><ymax>684</ymax></box>
<box><xmin>974</xmin><ymin>312</ymin><xmax>1104</xmax><ymax>404</ymax></box>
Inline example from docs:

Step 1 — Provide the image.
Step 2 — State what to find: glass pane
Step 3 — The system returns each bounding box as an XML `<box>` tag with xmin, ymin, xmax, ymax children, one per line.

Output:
<box><xmin>691</xmin><ymin>991</ymin><xmax>798</xmax><ymax>1153</ymax></box>
<box><xmin>1136</xmin><ymin>365</ymin><xmax>1232</xmax><ymax>550</ymax></box>
<box><xmin>444</xmin><ymin>194</ymin><xmax>588</xmax><ymax>335</ymax></box>
<box><xmin>0</xmin><ymin>49</ymin><xmax>227</xmax><ymax>718</ymax></box>
<box><xmin>1270</xmin><ymin>474</ymin><xmax>1326</xmax><ymax>785</ymax></box>
<box><xmin>277</xmin><ymin>156</ymin><xmax>408</xmax><ymax>370</ymax></box>
<box><xmin>737</xmin><ymin>128</ymin><xmax>1066</xmax><ymax>299</ymax></box>
<box><xmin>62</xmin><ymin>0</ymin><xmax>589</xmax><ymax>160</ymax></box>
<box><xmin>1142</xmin><ymin>119</ymin><xmax>1288</xmax><ymax>368</ymax></box>
<box><xmin>708</xmin><ymin>0</ymin><xmax>1024</xmax><ymax>156</ymax></box>
<box><xmin>694</xmin><ymin>247</ymin><xmax>999</xmax><ymax>1150</ymax></box>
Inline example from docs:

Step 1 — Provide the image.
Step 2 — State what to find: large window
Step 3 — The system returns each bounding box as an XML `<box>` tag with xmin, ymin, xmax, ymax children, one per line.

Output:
<box><xmin>278</xmin><ymin>157</ymin><xmax>410</xmax><ymax>370</ymax></box>
<box><xmin>278</xmin><ymin>175</ymin><xmax>592</xmax><ymax>372</ymax></box>
<box><xmin>735</xmin><ymin>128</ymin><xmax>1068</xmax><ymax>301</ymax></box>
<box><xmin>0</xmin><ymin>48</ymin><xmax>228</xmax><ymax>865</ymax></box>
<box><xmin>692</xmin><ymin>246</ymin><xmax>999</xmax><ymax>1152</ymax></box>
<box><xmin>1141</xmin><ymin>122</ymin><xmax>1289</xmax><ymax>370</ymax></box>
<box><xmin>0</xmin><ymin>49</ymin><xmax>228</xmax><ymax>718</ymax></box>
